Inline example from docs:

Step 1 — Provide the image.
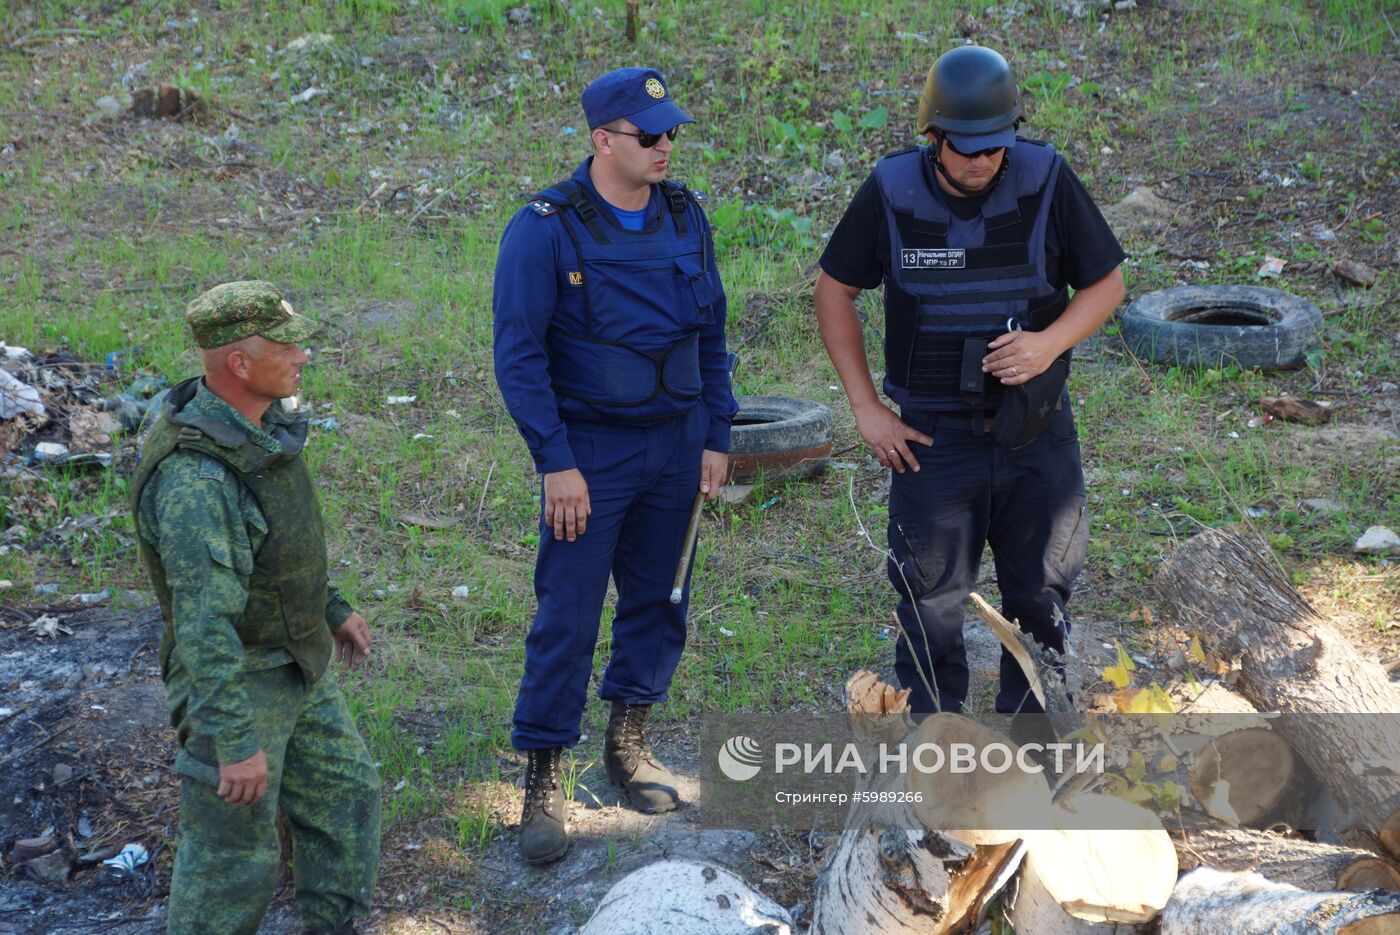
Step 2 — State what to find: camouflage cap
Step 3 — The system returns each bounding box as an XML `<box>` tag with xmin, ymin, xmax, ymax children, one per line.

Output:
<box><xmin>185</xmin><ymin>280</ymin><xmax>322</xmax><ymax>349</ymax></box>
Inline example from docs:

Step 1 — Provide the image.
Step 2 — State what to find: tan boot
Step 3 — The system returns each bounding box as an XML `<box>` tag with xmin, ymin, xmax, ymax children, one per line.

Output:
<box><xmin>604</xmin><ymin>702</ymin><xmax>680</xmax><ymax>813</ymax></box>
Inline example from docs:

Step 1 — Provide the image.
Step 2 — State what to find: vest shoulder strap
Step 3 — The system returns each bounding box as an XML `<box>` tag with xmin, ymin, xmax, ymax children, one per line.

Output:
<box><xmin>875</xmin><ymin>147</ymin><xmax>943</xmax><ymax>219</ymax></box>
<box><xmin>535</xmin><ymin>179</ymin><xmax>611</xmax><ymax>243</ymax></box>
<box><xmin>660</xmin><ymin>179</ymin><xmax>693</xmax><ymax>237</ymax></box>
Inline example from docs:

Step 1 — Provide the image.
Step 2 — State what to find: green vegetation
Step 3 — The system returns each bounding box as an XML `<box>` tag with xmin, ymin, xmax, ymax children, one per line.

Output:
<box><xmin>1</xmin><ymin>0</ymin><xmax>1395</xmax><ymax>927</ymax></box>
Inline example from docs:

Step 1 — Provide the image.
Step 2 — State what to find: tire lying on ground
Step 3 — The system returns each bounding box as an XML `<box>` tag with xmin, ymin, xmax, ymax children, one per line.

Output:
<box><xmin>1119</xmin><ymin>285</ymin><xmax>1323</xmax><ymax>370</ymax></box>
<box><xmin>727</xmin><ymin>395</ymin><xmax>832</xmax><ymax>484</ymax></box>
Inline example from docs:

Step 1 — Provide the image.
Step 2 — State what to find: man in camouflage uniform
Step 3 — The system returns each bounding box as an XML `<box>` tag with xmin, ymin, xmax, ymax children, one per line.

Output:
<box><xmin>132</xmin><ymin>281</ymin><xmax>381</xmax><ymax>935</ymax></box>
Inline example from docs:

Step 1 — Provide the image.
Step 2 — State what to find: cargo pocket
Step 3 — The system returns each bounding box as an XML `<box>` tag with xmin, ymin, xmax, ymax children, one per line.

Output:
<box><xmin>674</xmin><ymin>255</ymin><xmax>716</xmax><ymax>324</ymax></box>
<box><xmin>174</xmin><ymin>735</ymin><xmax>223</xmax><ymax>788</ymax></box>
<box><xmin>887</xmin><ymin>519</ymin><xmax>934</xmax><ymax>599</ymax></box>
<box><xmin>1055</xmin><ymin>496</ymin><xmax>1088</xmax><ymax>582</ymax></box>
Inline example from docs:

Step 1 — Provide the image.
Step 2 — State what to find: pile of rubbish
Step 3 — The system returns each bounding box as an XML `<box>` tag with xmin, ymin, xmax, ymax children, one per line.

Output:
<box><xmin>0</xmin><ymin>341</ymin><xmax>165</xmax><ymax>470</ymax></box>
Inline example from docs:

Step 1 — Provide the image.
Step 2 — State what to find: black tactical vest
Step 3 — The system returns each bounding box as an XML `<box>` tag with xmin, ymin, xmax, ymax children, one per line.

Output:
<box><xmin>131</xmin><ymin>378</ymin><xmax>333</xmax><ymax>685</ymax></box>
<box><xmin>874</xmin><ymin>140</ymin><xmax>1068</xmax><ymax>410</ymax></box>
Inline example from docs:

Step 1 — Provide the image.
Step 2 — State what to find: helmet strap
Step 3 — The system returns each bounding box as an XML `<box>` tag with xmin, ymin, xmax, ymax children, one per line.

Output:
<box><xmin>931</xmin><ymin>130</ymin><xmax>1010</xmax><ymax>197</ymax></box>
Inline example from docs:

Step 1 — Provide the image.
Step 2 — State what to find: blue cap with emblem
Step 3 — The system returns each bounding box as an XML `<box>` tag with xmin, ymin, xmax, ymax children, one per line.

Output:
<box><xmin>581</xmin><ymin>67</ymin><xmax>693</xmax><ymax>134</ymax></box>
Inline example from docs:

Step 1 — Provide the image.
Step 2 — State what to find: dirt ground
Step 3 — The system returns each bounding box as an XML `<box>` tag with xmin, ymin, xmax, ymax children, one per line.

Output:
<box><xmin>0</xmin><ymin>588</ymin><xmax>1141</xmax><ymax>935</ymax></box>
<box><xmin>2</xmin><ymin>1</ymin><xmax>1397</xmax><ymax>932</ymax></box>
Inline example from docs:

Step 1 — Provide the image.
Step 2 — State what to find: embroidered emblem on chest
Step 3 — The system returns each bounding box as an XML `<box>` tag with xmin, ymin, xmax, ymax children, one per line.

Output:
<box><xmin>901</xmin><ymin>248</ymin><xmax>966</xmax><ymax>270</ymax></box>
<box><xmin>567</xmin><ymin>271</ymin><xmax>583</xmax><ymax>286</ymax></box>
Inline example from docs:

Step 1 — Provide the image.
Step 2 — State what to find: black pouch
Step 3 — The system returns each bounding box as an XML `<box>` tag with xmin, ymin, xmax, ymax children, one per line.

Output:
<box><xmin>959</xmin><ymin>338</ymin><xmax>986</xmax><ymax>397</ymax></box>
<box><xmin>991</xmin><ymin>356</ymin><xmax>1069</xmax><ymax>449</ymax></box>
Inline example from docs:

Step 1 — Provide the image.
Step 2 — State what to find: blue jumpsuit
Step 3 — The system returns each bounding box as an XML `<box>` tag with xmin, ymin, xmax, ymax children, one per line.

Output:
<box><xmin>493</xmin><ymin>158</ymin><xmax>737</xmax><ymax>750</ymax></box>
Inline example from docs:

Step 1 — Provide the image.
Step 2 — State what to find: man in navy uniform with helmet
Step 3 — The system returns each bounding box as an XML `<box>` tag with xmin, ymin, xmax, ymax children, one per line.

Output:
<box><xmin>493</xmin><ymin>67</ymin><xmax>737</xmax><ymax>863</ymax></box>
<box><xmin>814</xmin><ymin>46</ymin><xmax>1125</xmax><ymax>716</ymax></box>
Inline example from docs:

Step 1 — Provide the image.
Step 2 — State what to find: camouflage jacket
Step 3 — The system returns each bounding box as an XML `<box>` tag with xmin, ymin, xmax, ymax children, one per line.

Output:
<box><xmin>133</xmin><ymin>379</ymin><xmax>352</xmax><ymax>764</ymax></box>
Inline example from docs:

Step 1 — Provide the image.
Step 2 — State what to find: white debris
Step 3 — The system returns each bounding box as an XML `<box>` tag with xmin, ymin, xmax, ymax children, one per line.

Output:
<box><xmin>1354</xmin><ymin>526</ymin><xmax>1400</xmax><ymax>556</ymax></box>
<box><xmin>451</xmin><ymin>586</ymin><xmax>471</xmax><ymax>599</ymax></box>
<box><xmin>284</xmin><ymin>33</ymin><xmax>333</xmax><ymax>53</ymax></box>
<box><xmin>0</xmin><ymin>369</ymin><xmax>44</xmax><ymax>420</ymax></box>
<box><xmin>386</xmin><ymin>395</ymin><xmax>417</xmax><ymax>405</ymax></box>
<box><xmin>291</xmin><ymin>86</ymin><xmax>328</xmax><ymax>104</ymax></box>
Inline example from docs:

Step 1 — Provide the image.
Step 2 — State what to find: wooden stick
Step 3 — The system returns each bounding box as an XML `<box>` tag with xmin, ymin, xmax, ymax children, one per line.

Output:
<box><xmin>669</xmin><ymin>492</ymin><xmax>705</xmax><ymax>604</ymax></box>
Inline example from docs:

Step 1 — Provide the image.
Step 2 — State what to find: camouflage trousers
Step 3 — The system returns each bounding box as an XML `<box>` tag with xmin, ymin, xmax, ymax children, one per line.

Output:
<box><xmin>167</xmin><ymin>664</ymin><xmax>381</xmax><ymax>935</ymax></box>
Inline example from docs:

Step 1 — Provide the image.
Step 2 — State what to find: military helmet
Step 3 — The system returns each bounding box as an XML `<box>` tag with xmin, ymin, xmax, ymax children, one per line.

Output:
<box><xmin>916</xmin><ymin>45</ymin><xmax>1022</xmax><ymax>137</ymax></box>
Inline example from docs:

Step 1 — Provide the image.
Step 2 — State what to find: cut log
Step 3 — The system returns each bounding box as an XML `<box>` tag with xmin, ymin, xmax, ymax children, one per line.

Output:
<box><xmin>1161</xmin><ymin>866</ymin><xmax>1400</xmax><ymax>934</ymax></box>
<box><xmin>908</xmin><ymin>713</ymin><xmax>1053</xmax><ymax>846</ymax></box>
<box><xmin>1189</xmin><ymin>726</ymin><xmax>1312</xmax><ymax>826</ymax></box>
<box><xmin>939</xmin><ymin>840</ymin><xmax>1026</xmax><ymax>932</ymax></box>
<box><xmin>809</xmin><ymin>827</ymin><xmax>956</xmax><ymax>935</ymax></box>
<box><xmin>813</xmin><ymin>673</ymin><xmax>957</xmax><ymax>934</ymax></box>
<box><xmin>1010</xmin><ymin>794</ymin><xmax>1177</xmax><ymax>934</ymax></box>
<box><xmin>580</xmin><ymin>860</ymin><xmax>794</xmax><ymax>934</ymax></box>
<box><xmin>1155</xmin><ymin>528</ymin><xmax>1400</xmax><ymax>829</ymax></box>
<box><xmin>1337</xmin><ymin>857</ymin><xmax>1400</xmax><ymax>892</ymax></box>
<box><xmin>1172</xmin><ymin>817</ymin><xmax>1390</xmax><ymax>892</ymax></box>
<box><xmin>1379</xmin><ymin>808</ymin><xmax>1400</xmax><ymax>862</ymax></box>
<box><xmin>813</xmin><ymin>673</ymin><xmax>1028</xmax><ymax>935</ymax></box>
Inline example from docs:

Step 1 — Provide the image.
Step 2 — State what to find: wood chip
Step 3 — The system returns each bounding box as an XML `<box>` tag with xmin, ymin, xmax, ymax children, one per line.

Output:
<box><xmin>1331</xmin><ymin>258</ymin><xmax>1379</xmax><ymax>288</ymax></box>
<box><xmin>1261</xmin><ymin>395</ymin><xmax>1333</xmax><ymax>426</ymax></box>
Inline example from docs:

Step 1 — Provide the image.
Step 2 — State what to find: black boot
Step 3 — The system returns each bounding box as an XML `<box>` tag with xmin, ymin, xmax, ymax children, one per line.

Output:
<box><xmin>604</xmin><ymin>702</ymin><xmax>680</xmax><ymax>813</ymax></box>
<box><xmin>518</xmin><ymin>747</ymin><xmax>568</xmax><ymax>864</ymax></box>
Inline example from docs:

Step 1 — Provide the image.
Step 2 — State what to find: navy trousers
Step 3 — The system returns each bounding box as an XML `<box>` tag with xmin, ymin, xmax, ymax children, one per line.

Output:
<box><xmin>512</xmin><ymin>404</ymin><xmax>706</xmax><ymax>750</ymax></box>
<box><xmin>887</xmin><ymin>398</ymin><xmax>1088</xmax><ymax>714</ymax></box>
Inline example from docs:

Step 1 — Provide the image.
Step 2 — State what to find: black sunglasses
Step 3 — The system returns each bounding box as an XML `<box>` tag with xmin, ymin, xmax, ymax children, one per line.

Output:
<box><xmin>944</xmin><ymin>138</ymin><xmax>1005</xmax><ymax>160</ymax></box>
<box><xmin>607</xmin><ymin>126</ymin><xmax>680</xmax><ymax>148</ymax></box>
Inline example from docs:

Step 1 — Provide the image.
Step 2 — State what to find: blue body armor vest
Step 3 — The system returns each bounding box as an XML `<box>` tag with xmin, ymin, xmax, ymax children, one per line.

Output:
<box><xmin>874</xmin><ymin>140</ymin><xmax>1067</xmax><ymax>410</ymax></box>
<box><xmin>531</xmin><ymin>179</ymin><xmax>714</xmax><ymax>412</ymax></box>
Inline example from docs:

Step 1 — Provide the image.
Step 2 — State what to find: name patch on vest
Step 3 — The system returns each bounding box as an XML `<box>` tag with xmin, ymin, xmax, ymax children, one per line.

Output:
<box><xmin>901</xmin><ymin>248</ymin><xmax>966</xmax><ymax>270</ymax></box>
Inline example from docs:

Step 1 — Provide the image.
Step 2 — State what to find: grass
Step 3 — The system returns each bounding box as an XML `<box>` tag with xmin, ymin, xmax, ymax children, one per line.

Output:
<box><xmin>2</xmin><ymin>0</ymin><xmax>1397</xmax><ymax>928</ymax></box>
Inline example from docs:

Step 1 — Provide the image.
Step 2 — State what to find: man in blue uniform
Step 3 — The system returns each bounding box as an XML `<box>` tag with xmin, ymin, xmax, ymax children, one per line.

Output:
<box><xmin>493</xmin><ymin>67</ymin><xmax>737</xmax><ymax>863</ymax></box>
<box><xmin>814</xmin><ymin>46</ymin><xmax>1125</xmax><ymax>716</ymax></box>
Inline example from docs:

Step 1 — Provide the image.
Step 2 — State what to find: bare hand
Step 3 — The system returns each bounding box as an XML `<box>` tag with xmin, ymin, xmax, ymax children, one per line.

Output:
<box><xmin>543</xmin><ymin>468</ymin><xmax>590</xmax><ymax>541</ymax></box>
<box><xmin>699</xmin><ymin>450</ymin><xmax>728</xmax><ymax>501</ymax></box>
<box><xmin>852</xmin><ymin>401</ymin><xmax>933</xmax><ymax>473</ymax></box>
<box><xmin>333</xmin><ymin>612</ymin><xmax>372</xmax><ymax>670</ymax></box>
<box><xmin>218</xmin><ymin>749</ymin><xmax>269</xmax><ymax>807</ymax></box>
<box><xmin>983</xmin><ymin>330</ymin><xmax>1062</xmax><ymax>386</ymax></box>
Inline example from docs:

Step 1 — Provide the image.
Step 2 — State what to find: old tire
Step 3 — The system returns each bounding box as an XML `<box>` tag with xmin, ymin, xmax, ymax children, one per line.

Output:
<box><xmin>727</xmin><ymin>395</ymin><xmax>832</xmax><ymax>484</ymax></box>
<box><xmin>1120</xmin><ymin>285</ymin><xmax>1322</xmax><ymax>370</ymax></box>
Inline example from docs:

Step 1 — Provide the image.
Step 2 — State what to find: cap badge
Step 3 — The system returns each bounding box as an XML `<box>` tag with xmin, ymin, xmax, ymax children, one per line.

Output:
<box><xmin>644</xmin><ymin>78</ymin><xmax>665</xmax><ymax>99</ymax></box>
<box><xmin>280</xmin><ymin>299</ymin><xmax>295</xmax><ymax>316</ymax></box>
